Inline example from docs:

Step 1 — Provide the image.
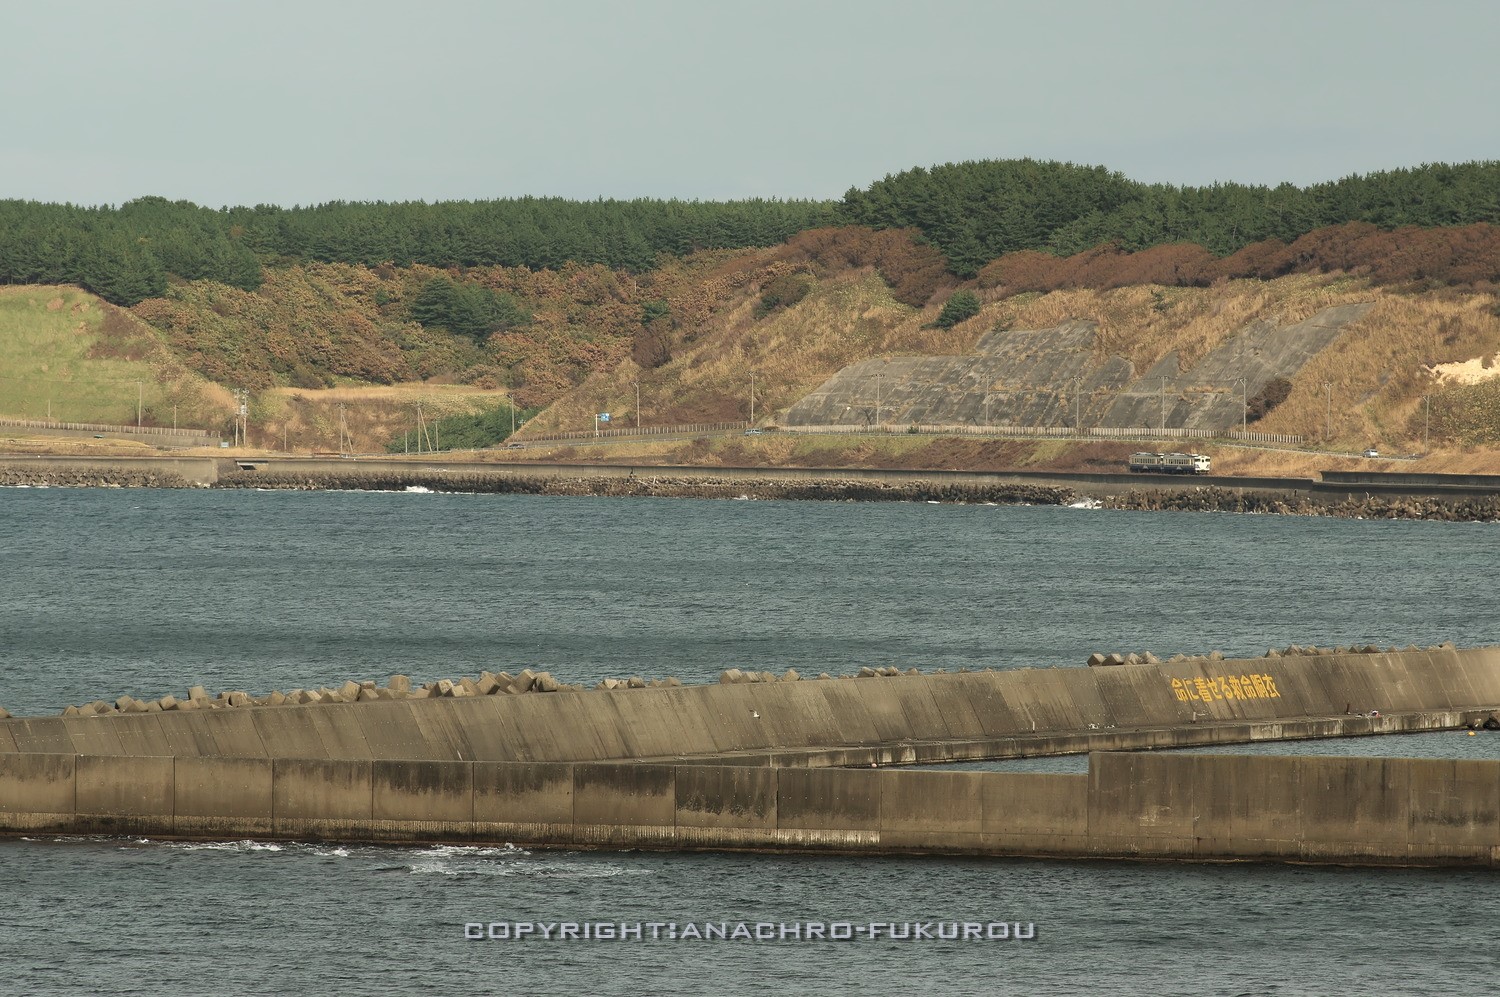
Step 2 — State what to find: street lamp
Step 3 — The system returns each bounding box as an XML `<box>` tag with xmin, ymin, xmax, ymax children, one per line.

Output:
<box><xmin>1234</xmin><ymin>377</ymin><xmax>1247</xmax><ymax>437</ymax></box>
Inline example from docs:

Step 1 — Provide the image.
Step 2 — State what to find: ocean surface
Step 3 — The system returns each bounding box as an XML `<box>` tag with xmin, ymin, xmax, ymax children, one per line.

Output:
<box><xmin>1</xmin><ymin>487</ymin><xmax>1498</xmax><ymax>996</ymax></box>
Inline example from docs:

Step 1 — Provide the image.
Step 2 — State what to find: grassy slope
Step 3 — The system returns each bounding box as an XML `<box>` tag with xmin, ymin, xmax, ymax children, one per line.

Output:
<box><xmin>0</xmin><ymin>286</ymin><xmax>232</xmax><ymax>428</ymax></box>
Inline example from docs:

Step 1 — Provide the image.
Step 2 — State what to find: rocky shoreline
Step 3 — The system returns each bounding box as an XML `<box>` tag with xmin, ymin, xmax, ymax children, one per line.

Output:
<box><xmin>210</xmin><ymin>469</ymin><xmax>1078</xmax><ymax>505</ymax></box>
<box><xmin>1103</xmin><ymin>486</ymin><xmax>1500</xmax><ymax>522</ymax></box>
<box><xmin>0</xmin><ymin>468</ymin><xmax>191</xmax><ymax>488</ymax></box>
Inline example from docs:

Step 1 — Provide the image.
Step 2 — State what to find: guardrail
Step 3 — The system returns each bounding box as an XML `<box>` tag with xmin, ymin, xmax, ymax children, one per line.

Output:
<box><xmin>779</xmin><ymin>424</ymin><xmax>1304</xmax><ymax>445</ymax></box>
<box><xmin>519</xmin><ymin>421</ymin><xmax>750</xmax><ymax>443</ymax></box>
<box><xmin>0</xmin><ymin>417</ymin><xmax>221</xmax><ymax>442</ymax></box>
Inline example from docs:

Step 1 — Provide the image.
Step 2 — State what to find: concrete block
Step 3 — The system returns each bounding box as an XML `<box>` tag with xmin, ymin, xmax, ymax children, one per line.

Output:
<box><xmin>674</xmin><ymin>765</ymin><xmax>776</xmax><ymax>830</ymax></box>
<box><xmin>0</xmin><ymin>753</ymin><xmax>76</xmax><ymax>831</ymax></box>
<box><xmin>879</xmin><ymin>770</ymin><xmax>983</xmax><ymax>834</ymax></box>
<box><xmin>108</xmin><ymin>715</ymin><xmax>173</xmax><ymax>757</ymax></box>
<box><xmin>273</xmin><ymin>757</ymin><xmax>373</xmax><ymax>839</ymax></box>
<box><xmin>778</xmin><ymin>768</ymin><xmax>882</xmax><ymax>832</ymax></box>
<box><xmin>982</xmin><ymin>772</ymin><xmax>1088</xmax><ymax>838</ymax></box>
<box><xmin>573</xmin><ymin>763</ymin><xmax>675</xmax><ymax>844</ymax></box>
<box><xmin>62</xmin><ymin>717</ymin><xmax>126</xmax><ymax>756</ymax></box>
<box><xmin>1296</xmin><ymin>755</ymin><xmax>1411</xmax><ymax>850</ymax></box>
<box><xmin>175</xmin><ymin>756</ymin><xmax>273</xmax><ymax>836</ymax></box>
<box><xmin>1406</xmin><ymin>759</ymin><xmax>1500</xmax><ymax>853</ymax></box>
<box><xmin>473</xmin><ymin>761</ymin><xmax>574</xmax><ymax>831</ymax></box>
<box><xmin>75</xmin><ymin>755</ymin><xmax>174</xmax><ymax>834</ymax></box>
<box><xmin>1087</xmin><ymin>752</ymin><xmax>1198</xmax><ymax>841</ymax></box>
<box><xmin>371</xmin><ymin>759</ymin><xmax>473</xmax><ymax>838</ymax></box>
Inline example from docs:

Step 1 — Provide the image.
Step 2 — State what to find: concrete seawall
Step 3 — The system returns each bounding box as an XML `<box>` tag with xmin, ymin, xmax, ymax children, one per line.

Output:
<box><xmin>5</xmin><ymin>644</ymin><xmax>1494</xmax><ymax>761</ymax></box>
<box><xmin>3</xmin><ymin>752</ymin><xmax>1494</xmax><ymax>867</ymax></box>
<box><xmin>5</xmin><ymin>648</ymin><xmax>1499</xmax><ymax>763</ymax></box>
<box><xmin>7</xmin><ymin>454</ymin><xmax>1500</xmax><ymax>516</ymax></box>
<box><xmin>3</xmin><ymin>649</ymin><xmax>1497</xmax><ymax>866</ymax></box>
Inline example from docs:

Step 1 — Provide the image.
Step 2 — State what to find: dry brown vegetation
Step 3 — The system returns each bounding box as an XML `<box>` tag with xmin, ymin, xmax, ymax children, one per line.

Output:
<box><xmin>251</xmin><ymin>384</ymin><xmax>512</xmax><ymax>454</ymax></box>
<box><xmin>977</xmin><ymin>223</ymin><xmax>1500</xmax><ymax>294</ymax></box>
<box><xmin>522</xmin><ymin>260</ymin><xmax>1500</xmax><ymax>455</ymax></box>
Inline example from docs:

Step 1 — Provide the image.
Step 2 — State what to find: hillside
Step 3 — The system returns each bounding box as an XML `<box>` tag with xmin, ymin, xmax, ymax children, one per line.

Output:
<box><xmin>5</xmin><ymin>157</ymin><xmax>1500</xmax><ymax>459</ymax></box>
<box><xmin>0</xmin><ymin>285</ymin><xmax>231</xmax><ymax>429</ymax></box>
<box><xmin>519</xmin><ymin>266</ymin><xmax>1500</xmax><ymax>453</ymax></box>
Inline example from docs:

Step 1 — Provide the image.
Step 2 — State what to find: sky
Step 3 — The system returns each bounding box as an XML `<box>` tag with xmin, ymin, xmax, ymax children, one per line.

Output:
<box><xmin>1</xmin><ymin>0</ymin><xmax>1495</xmax><ymax>207</ymax></box>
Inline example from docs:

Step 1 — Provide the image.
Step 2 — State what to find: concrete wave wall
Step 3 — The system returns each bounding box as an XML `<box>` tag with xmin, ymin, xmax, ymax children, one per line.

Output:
<box><xmin>2</xmin><ymin>752</ymin><xmax>1494</xmax><ymax>867</ymax></box>
<box><xmin>4</xmin><ymin>648</ymin><xmax>1498</xmax><ymax>764</ymax></box>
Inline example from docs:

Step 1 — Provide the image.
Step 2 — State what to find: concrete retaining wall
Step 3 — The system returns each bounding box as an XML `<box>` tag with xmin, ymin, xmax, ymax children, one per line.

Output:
<box><xmin>6</xmin><ymin>648</ymin><xmax>1496</xmax><ymax>765</ymax></box>
<box><xmin>0</xmin><ymin>455</ymin><xmax>219</xmax><ymax>485</ymax></box>
<box><xmin>3</xmin><ymin>752</ymin><xmax>1493</xmax><ymax>867</ymax></box>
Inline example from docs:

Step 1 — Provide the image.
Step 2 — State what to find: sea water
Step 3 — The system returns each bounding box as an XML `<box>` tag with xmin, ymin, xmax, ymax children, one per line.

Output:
<box><xmin>1</xmin><ymin>488</ymin><xmax>1497</xmax><ymax>996</ymax></box>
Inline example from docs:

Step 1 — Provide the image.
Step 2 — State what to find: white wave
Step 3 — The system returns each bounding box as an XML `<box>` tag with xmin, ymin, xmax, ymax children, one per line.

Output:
<box><xmin>168</xmin><ymin>839</ymin><xmax>286</xmax><ymax>853</ymax></box>
<box><xmin>404</xmin><ymin>485</ymin><xmax>433</xmax><ymax>493</ymax></box>
<box><xmin>403</xmin><ymin>844</ymin><xmax>647</xmax><ymax>879</ymax></box>
<box><xmin>1067</xmin><ymin>498</ymin><xmax>1102</xmax><ymax>509</ymax></box>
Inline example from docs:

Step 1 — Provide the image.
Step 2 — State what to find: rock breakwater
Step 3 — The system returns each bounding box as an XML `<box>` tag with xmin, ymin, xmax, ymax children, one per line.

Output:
<box><xmin>0</xmin><ymin>468</ymin><xmax>191</xmax><ymax>488</ymax></box>
<box><xmin>212</xmin><ymin>469</ymin><xmax>1076</xmax><ymax>505</ymax></box>
<box><xmin>1103</xmin><ymin>486</ymin><xmax>1500</xmax><ymax>521</ymax></box>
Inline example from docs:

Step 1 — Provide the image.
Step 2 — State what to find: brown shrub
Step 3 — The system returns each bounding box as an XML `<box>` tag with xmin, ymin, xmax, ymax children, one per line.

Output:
<box><xmin>780</xmin><ymin>226</ymin><xmax>949</xmax><ymax>307</ymax></box>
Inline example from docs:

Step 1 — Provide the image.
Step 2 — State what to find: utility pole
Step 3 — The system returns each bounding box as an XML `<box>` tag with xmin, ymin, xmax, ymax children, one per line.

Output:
<box><xmin>875</xmin><ymin>372</ymin><xmax>882</xmax><ymax>427</ymax></box>
<box><xmin>984</xmin><ymin>391</ymin><xmax>991</xmax><ymax>427</ymax></box>
<box><xmin>1235</xmin><ymin>377</ymin><xmax>1247</xmax><ymax>437</ymax></box>
<box><xmin>136</xmin><ymin>381</ymin><xmax>143</xmax><ymax>429</ymax></box>
<box><xmin>634</xmin><ymin>380</ymin><xmax>641</xmax><ymax>431</ymax></box>
<box><xmin>1159</xmin><ymin>376</ymin><xmax>1168</xmax><ymax>436</ymax></box>
<box><xmin>1071</xmin><ymin>376</ymin><xmax>1083</xmax><ymax>431</ymax></box>
<box><xmin>749</xmin><ymin>372</ymin><xmax>755</xmax><ymax>426</ymax></box>
<box><xmin>510</xmin><ymin>400</ymin><xmax>517</xmax><ymax>439</ymax></box>
<box><xmin>1322</xmin><ymin>381</ymin><xmax>1333</xmax><ymax>443</ymax></box>
<box><xmin>232</xmin><ymin>389</ymin><xmax>246</xmax><ymax>447</ymax></box>
<box><xmin>1424</xmin><ymin>394</ymin><xmax>1431</xmax><ymax>450</ymax></box>
<box><xmin>415</xmin><ymin>400</ymin><xmax>424</xmax><ymax>454</ymax></box>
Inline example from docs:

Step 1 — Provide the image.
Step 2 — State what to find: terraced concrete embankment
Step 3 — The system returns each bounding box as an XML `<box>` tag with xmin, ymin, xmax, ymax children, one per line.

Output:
<box><xmin>781</xmin><ymin>305</ymin><xmax>1372</xmax><ymax>431</ymax></box>
<box><xmin>1</xmin><ymin>649</ymin><xmax>1498</xmax><ymax>865</ymax></box>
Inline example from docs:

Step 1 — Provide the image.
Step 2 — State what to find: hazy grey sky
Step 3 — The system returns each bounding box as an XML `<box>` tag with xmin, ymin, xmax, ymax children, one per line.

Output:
<box><xmin>1</xmin><ymin>0</ymin><xmax>1494</xmax><ymax>207</ymax></box>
